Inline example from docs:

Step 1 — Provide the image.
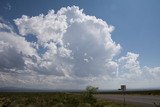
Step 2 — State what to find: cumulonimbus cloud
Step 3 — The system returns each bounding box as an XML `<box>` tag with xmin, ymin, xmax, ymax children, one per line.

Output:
<box><xmin>0</xmin><ymin>6</ymin><xmax>160</xmax><ymax>89</ymax></box>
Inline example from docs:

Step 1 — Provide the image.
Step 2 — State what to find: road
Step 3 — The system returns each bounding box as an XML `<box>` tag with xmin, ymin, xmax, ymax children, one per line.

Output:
<box><xmin>95</xmin><ymin>94</ymin><xmax>160</xmax><ymax>107</ymax></box>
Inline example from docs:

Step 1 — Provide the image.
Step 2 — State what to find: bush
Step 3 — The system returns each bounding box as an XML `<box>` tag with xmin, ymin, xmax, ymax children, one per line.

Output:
<box><xmin>82</xmin><ymin>86</ymin><xmax>98</xmax><ymax>104</ymax></box>
<box><xmin>154</xmin><ymin>102</ymin><xmax>160</xmax><ymax>107</ymax></box>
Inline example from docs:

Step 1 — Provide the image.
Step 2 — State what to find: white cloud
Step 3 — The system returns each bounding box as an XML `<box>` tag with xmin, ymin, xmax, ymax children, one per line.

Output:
<box><xmin>0</xmin><ymin>32</ymin><xmax>36</xmax><ymax>56</ymax></box>
<box><xmin>14</xmin><ymin>6</ymin><xmax>121</xmax><ymax>78</ymax></box>
<box><xmin>116</xmin><ymin>52</ymin><xmax>160</xmax><ymax>89</ymax></box>
<box><xmin>118</xmin><ymin>52</ymin><xmax>141</xmax><ymax>76</ymax></box>
<box><xmin>0</xmin><ymin>6</ymin><xmax>160</xmax><ymax>89</ymax></box>
<box><xmin>142</xmin><ymin>66</ymin><xmax>160</xmax><ymax>80</ymax></box>
<box><xmin>117</xmin><ymin>52</ymin><xmax>160</xmax><ymax>80</ymax></box>
<box><xmin>0</xmin><ymin>27</ymin><xmax>38</xmax><ymax>72</ymax></box>
<box><xmin>14</xmin><ymin>12</ymin><xmax>67</xmax><ymax>44</ymax></box>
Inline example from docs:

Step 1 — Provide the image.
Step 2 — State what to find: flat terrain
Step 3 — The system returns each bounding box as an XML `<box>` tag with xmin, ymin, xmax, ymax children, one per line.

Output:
<box><xmin>95</xmin><ymin>94</ymin><xmax>160</xmax><ymax>107</ymax></box>
<box><xmin>0</xmin><ymin>92</ymin><xmax>159</xmax><ymax>107</ymax></box>
<box><xmin>0</xmin><ymin>92</ymin><xmax>139</xmax><ymax>107</ymax></box>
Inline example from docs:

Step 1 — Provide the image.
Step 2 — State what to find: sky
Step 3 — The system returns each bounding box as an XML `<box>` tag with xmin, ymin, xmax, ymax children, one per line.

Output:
<box><xmin>0</xmin><ymin>0</ymin><xmax>160</xmax><ymax>90</ymax></box>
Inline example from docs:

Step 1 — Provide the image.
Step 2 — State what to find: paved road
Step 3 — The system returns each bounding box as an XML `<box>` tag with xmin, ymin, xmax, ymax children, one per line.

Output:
<box><xmin>95</xmin><ymin>94</ymin><xmax>160</xmax><ymax>107</ymax></box>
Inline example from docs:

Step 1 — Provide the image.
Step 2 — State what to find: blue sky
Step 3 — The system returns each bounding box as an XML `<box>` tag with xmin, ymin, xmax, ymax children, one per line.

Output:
<box><xmin>0</xmin><ymin>0</ymin><xmax>160</xmax><ymax>89</ymax></box>
<box><xmin>1</xmin><ymin>0</ymin><xmax>160</xmax><ymax>67</ymax></box>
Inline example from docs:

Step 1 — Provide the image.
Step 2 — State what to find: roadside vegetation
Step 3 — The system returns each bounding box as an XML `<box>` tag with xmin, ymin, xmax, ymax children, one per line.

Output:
<box><xmin>0</xmin><ymin>86</ymin><xmax>142</xmax><ymax>107</ymax></box>
<box><xmin>154</xmin><ymin>102</ymin><xmax>160</xmax><ymax>107</ymax></box>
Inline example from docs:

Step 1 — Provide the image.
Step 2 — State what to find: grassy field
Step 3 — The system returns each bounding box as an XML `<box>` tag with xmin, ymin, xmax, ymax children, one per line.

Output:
<box><xmin>0</xmin><ymin>92</ymin><xmax>139</xmax><ymax>107</ymax></box>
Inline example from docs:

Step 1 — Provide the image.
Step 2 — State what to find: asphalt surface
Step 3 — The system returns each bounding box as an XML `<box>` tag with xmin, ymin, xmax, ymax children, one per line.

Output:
<box><xmin>95</xmin><ymin>94</ymin><xmax>160</xmax><ymax>107</ymax></box>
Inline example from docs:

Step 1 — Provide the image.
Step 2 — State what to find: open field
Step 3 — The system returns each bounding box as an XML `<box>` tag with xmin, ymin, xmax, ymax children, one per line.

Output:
<box><xmin>0</xmin><ymin>90</ymin><xmax>160</xmax><ymax>107</ymax></box>
<box><xmin>0</xmin><ymin>92</ymin><xmax>139</xmax><ymax>107</ymax></box>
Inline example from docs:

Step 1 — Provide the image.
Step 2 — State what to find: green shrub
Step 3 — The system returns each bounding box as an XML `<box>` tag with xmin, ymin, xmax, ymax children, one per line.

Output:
<box><xmin>154</xmin><ymin>102</ymin><xmax>160</xmax><ymax>107</ymax></box>
<box><xmin>82</xmin><ymin>86</ymin><xmax>98</xmax><ymax>104</ymax></box>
